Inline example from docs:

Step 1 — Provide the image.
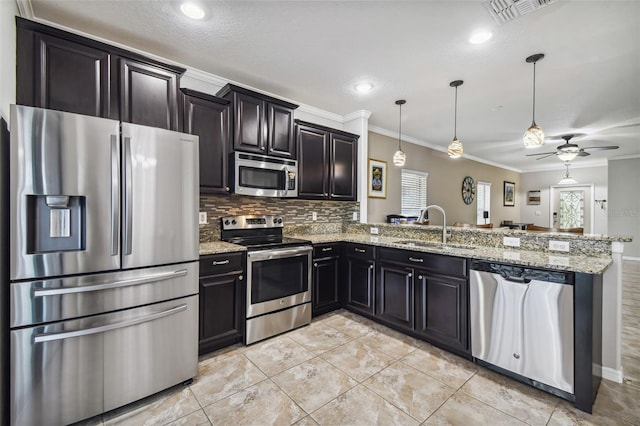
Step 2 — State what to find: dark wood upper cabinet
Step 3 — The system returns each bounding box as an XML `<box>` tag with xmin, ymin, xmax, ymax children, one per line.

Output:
<box><xmin>217</xmin><ymin>84</ymin><xmax>298</xmax><ymax>158</ymax></box>
<box><xmin>120</xmin><ymin>58</ymin><xmax>180</xmax><ymax>130</ymax></box>
<box><xmin>16</xmin><ymin>17</ymin><xmax>184</xmax><ymax>129</ymax></box>
<box><xmin>296</xmin><ymin>120</ymin><xmax>358</xmax><ymax>201</ymax></box>
<box><xmin>181</xmin><ymin>89</ymin><xmax>231</xmax><ymax>194</ymax></box>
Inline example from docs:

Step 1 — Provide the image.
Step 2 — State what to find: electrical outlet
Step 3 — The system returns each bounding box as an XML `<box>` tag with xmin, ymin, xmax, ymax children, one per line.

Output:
<box><xmin>549</xmin><ymin>240</ymin><xmax>570</xmax><ymax>252</ymax></box>
<box><xmin>535</xmin><ymin>210</ymin><xmax>542</xmax><ymax>216</ymax></box>
<box><xmin>370</xmin><ymin>227</ymin><xmax>379</xmax><ymax>235</ymax></box>
<box><xmin>352</xmin><ymin>212</ymin><xmax>358</xmax><ymax>221</ymax></box>
<box><xmin>312</xmin><ymin>212</ymin><xmax>317</xmax><ymax>221</ymax></box>
<box><xmin>198</xmin><ymin>212</ymin><xmax>207</xmax><ymax>224</ymax></box>
<box><xmin>503</xmin><ymin>236</ymin><xmax>520</xmax><ymax>247</ymax></box>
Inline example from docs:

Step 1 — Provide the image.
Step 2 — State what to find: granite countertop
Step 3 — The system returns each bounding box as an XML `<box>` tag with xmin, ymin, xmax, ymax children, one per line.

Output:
<box><xmin>199</xmin><ymin>232</ymin><xmax>613</xmax><ymax>274</ymax></box>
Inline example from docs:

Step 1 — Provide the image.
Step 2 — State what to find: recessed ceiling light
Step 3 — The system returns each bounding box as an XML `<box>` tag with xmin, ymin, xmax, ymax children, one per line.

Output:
<box><xmin>469</xmin><ymin>31</ymin><xmax>493</xmax><ymax>44</ymax></box>
<box><xmin>181</xmin><ymin>2</ymin><xmax>205</xmax><ymax>19</ymax></box>
<box><xmin>354</xmin><ymin>82</ymin><xmax>374</xmax><ymax>93</ymax></box>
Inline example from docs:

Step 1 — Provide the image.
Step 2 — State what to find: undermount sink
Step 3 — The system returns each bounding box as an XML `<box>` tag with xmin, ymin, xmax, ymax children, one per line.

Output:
<box><xmin>394</xmin><ymin>240</ymin><xmax>476</xmax><ymax>251</ymax></box>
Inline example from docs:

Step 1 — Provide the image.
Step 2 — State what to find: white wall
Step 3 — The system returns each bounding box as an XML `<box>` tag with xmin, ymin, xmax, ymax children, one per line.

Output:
<box><xmin>1</xmin><ymin>1</ymin><xmax>17</xmax><ymax>121</ymax></box>
<box><xmin>608</xmin><ymin>158</ymin><xmax>640</xmax><ymax>258</ymax></box>
<box><xmin>520</xmin><ymin>165</ymin><xmax>608</xmax><ymax>235</ymax></box>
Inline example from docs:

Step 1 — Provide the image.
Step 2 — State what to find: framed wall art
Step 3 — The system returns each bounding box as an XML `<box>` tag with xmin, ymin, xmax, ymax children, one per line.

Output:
<box><xmin>527</xmin><ymin>190</ymin><xmax>541</xmax><ymax>205</ymax></box>
<box><xmin>368</xmin><ymin>158</ymin><xmax>387</xmax><ymax>198</ymax></box>
<box><xmin>504</xmin><ymin>181</ymin><xmax>515</xmax><ymax>206</ymax></box>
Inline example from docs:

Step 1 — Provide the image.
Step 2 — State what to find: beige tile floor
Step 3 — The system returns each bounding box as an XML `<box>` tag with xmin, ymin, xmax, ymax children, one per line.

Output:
<box><xmin>85</xmin><ymin>262</ymin><xmax>640</xmax><ymax>426</ymax></box>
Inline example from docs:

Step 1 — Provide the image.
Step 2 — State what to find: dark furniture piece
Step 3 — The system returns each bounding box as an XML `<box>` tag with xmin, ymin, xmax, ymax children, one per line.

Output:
<box><xmin>182</xmin><ymin>89</ymin><xmax>231</xmax><ymax>194</ymax></box>
<box><xmin>16</xmin><ymin>17</ymin><xmax>184</xmax><ymax>130</ymax></box>
<box><xmin>216</xmin><ymin>84</ymin><xmax>298</xmax><ymax>158</ymax></box>
<box><xmin>376</xmin><ymin>247</ymin><xmax>469</xmax><ymax>355</ymax></box>
<box><xmin>342</xmin><ymin>243</ymin><xmax>376</xmax><ymax>316</ymax></box>
<box><xmin>312</xmin><ymin>243</ymin><xmax>341</xmax><ymax>317</ymax></box>
<box><xmin>500</xmin><ymin>222</ymin><xmax>533</xmax><ymax>230</ymax></box>
<box><xmin>296</xmin><ymin>120</ymin><xmax>358</xmax><ymax>201</ymax></box>
<box><xmin>526</xmin><ymin>224</ymin><xmax>584</xmax><ymax>234</ymax></box>
<box><xmin>198</xmin><ymin>252</ymin><xmax>246</xmax><ymax>354</ymax></box>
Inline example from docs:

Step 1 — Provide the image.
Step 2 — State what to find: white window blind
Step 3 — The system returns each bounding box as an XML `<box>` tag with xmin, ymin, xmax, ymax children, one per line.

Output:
<box><xmin>401</xmin><ymin>169</ymin><xmax>428</xmax><ymax>217</ymax></box>
<box><xmin>476</xmin><ymin>181</ymin><xmax>491</xmax><ymax>225</ymax></box>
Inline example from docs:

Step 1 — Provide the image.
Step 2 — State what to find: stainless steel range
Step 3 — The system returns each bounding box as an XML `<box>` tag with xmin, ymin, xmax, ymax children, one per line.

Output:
<box><xmin>221</xmin><ymin>215</ymin><xmax>312</xmax><ymax>344</ymax></box>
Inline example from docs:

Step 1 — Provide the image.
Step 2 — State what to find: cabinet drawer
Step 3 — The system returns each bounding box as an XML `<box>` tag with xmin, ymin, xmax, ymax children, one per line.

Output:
<box><xmin>200</xmin><ymin>252</ymin><xmax>244</xmax><ymax>276</ymax></box>
<box><xmin>378</xmin><ymin>247</ymin><xmax>466</xmax><ymax>277</ymax></box>
<box><xmin>313</xmin><ymin>243</ymin><xmax>341</xmax><ymax>259</ymax></box>
<box><xmin>343</xmin><ymin>243</ymin><xmax>375</xmax><ymax>260</ymax></box>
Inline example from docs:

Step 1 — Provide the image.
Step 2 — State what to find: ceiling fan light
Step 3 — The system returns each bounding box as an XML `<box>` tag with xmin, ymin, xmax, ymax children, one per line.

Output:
<box><xmin>448</xmin><ymin>139</ymin><xmax>463</xmax><ymax>158</ymax></box>
<box><xmin>557</xmin><ymin>148</ymin><xmax>579</xmax><ymax>162</ymax></box>
<box><xmin>393</xmin><ymin>149</ymin><xmax>406</xmax><ymax>166</ymax></box>
<box><xmin>523</xmin><ymin>124</ymin><xmax>544</xmax><ymax>148</ymax></box>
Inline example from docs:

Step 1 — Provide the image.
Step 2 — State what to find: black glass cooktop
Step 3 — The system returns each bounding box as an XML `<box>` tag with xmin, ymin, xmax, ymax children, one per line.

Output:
<box><xmin>225</xmin><ymin>236</ymin><xmax>311</xmax><ymax>251</ymax></box>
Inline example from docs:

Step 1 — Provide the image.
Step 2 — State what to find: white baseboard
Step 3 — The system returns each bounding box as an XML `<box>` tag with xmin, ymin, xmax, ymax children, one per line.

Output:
<box><xmin>602</xmin><ymin>366</ymin><xmax>624</xmax><ymax>383</ymax></box>
<box><xmin>622</xmin><ymin>256</ymin><xmax>640</xmax><ymax>262</ymax></box>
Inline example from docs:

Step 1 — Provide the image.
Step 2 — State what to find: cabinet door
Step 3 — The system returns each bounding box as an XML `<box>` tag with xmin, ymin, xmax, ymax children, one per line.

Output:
<box><xmin>183</xmin><ymin>94</ymin><xmax>230</xmax><ymax>193</ymax></box>
<box><xmin>297</xmin><ymin>124</ymin><xmax>329</xmax><ymax>199</ymax></box>
<box><xmin>31</xmin><ymin>33</ymin><xmax>111</xmax><ymax>117</ymax></box>
<box><xmin>344</xmin><ymin>257</ymin><xmax>375</xmax><ymax>315</ymax></box>
<box><xmin>416</xmin><ymin>273</ymin><xmax>468</xmax><ymax>353</ymax></box>
<box><xmin>313</xmin><ymin>257</ymin><xmax>340</xmax><ymax>316</ymax></box>
<box><xmin>233</xmin><ymin>92</ymin><xmax>265</xmax><ymax>153</ymax></box>
<box><xmin>329</xmin><ymin>133</ymin><xmax>358</xmax><ymax>201</ymax></box>
<box><xmin>120</xmin><ymin>58</ymin><xmax>180</xmax><ymax>130</ymax></box>
<box><xmin>267</xmin><ymin>102</ymin><xmax>295</xmax><ymax>158</ymax></box>
<box><xmin>377</xmin><ymin>262</ymin><xmax>414</xmax><ymax>331</ymax></box>
<box><xmin>199</xmin><ymin>272</ymin><xmax>244</xmax><ymax>354</ymax></box>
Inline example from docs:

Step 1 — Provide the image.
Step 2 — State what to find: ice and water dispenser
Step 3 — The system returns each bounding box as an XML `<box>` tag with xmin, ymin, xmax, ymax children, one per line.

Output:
<box><xmin>26</xmin><ymin>194</ymin><xmax>86</xmax><ymax>253</ymax></box>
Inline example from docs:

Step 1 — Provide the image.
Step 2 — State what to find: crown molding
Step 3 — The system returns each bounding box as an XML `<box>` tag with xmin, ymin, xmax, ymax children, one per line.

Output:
<box><xmin>16</xmin><ymin>0</ymin><xmax>34</xmax><ymax>18</ymax></box>
<box><xmin>296</xmin><ymin>104</ymin><xmax>344</xmax><ymax>123</ymax></box>
<box><xmin>343</xmin><ymin>110</ymin><xmax>372</xmax><ymax>122</ymax></box>
<box><xmin>608</xmin><ymin>154</ymin><xmax>640</xmax><ymax>161</ymax></box>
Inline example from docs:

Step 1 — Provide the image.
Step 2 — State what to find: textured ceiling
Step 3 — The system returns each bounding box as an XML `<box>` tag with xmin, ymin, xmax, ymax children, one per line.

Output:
<box><xmin>25</xmin><ymin>0</ymin><xmax>640</xmax><ymax>172</ymax></box>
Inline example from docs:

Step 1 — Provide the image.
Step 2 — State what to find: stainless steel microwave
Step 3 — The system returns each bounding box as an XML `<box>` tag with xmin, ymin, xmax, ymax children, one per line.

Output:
<box><xmin>232</xmin><ymin>152</ymin><xmax>298</xmax><ymax>198</ymax></box>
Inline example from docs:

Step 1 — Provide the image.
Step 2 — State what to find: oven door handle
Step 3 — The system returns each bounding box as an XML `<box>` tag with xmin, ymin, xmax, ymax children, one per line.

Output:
<box><xmin>248</xmin><ymin>246</ymin><xmax>312</xmax><ymax>262</ymax></box>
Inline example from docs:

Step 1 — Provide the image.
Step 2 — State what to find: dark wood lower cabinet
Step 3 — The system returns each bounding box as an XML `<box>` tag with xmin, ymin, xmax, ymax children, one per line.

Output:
<box><xmin>199</xmin><ymin>252</ymin><xmax>245</xmax><ymax>355</ymax></box>
<box><xmin>312</xmin><ymin>256</ymin><xmax>340</xmax><ymax>316</ymax></box>
<box><xmin>376</xmin><ymin>262</ymin><xmax>414</xmax><ymax>330</ymax></box>
<box><xmin>415</xmin><ymin>272</ymin><xmax>468</xmax><ymax>353</ymax></box>
<box><xmin>343</xmin><ymin>257</ymin><xmax>375</xmax><ymax>316</ymax></box>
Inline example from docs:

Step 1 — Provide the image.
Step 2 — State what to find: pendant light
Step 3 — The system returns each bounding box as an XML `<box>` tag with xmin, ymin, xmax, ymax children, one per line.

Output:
<box><xmin>523</xmin><ymin>53</ymin><xmax>545</xmax><ymax>148</ymax></box>
<box><xmin>558</xmin><ymin>162</ymin><xmax>578</xmax><ymax>185</ymax></box>
<box><xmin>393</xmin><ymin>99</ymin><xmax>406</xmax><ymax>167</ymax></box>
<box><xmin>447</xmin><ymin>80</ymin><xmax>464</xmax><ymax>159</ymax></box>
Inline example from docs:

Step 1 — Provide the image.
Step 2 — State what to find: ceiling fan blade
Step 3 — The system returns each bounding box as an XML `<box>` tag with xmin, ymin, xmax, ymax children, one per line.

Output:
<box><xmin>581</xmin><ymin>145</ymin><xmax>619</xmax><ymax>151</ymax></box>
<box><xmin>525</xmin><ymin>151</ymin><xmax>557</xmax><ymax>157</ymax></box>
<box><xmin>577</xmin><ymin>150</ymin><xmax>591</xmax><ymax>157</ymax></box>
<box><xmin>534</xmin><ymin>153</ymin><xmax>558</xmax><ymax>160</ymax></box>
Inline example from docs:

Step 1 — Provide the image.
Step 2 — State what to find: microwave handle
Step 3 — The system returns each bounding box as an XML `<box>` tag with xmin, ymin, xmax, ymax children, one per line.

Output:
<box><xmin>283</xmin><ymin>167</ymin><xmax>289</xmax><ymax>197</ymax></box>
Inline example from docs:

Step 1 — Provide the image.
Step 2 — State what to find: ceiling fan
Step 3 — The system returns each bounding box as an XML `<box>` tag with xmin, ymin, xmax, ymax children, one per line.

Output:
<box><xmin>526</xmin><ymin>134</ymin><xmax>619</xmax><ymax>161</ymax></box>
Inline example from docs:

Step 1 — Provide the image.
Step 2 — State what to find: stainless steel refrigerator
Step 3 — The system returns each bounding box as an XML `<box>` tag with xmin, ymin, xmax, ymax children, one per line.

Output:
<box><xmin>8</xmin><ymin>105</ymin><xmax>200</xmax><ymax>425</ymax></box>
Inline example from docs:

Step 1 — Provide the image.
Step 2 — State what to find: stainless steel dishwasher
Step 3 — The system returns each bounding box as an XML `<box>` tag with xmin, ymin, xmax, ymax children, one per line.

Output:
<box><xmin>470</xmin><ymin>261</ymin><xmax>574</xmax><ymax>395</ymax></box>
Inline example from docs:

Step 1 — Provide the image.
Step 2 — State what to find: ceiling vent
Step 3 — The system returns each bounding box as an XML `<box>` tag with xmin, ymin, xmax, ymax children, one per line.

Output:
<box><xmin>484</xmin><ymin>0</ymin><xmax>558</xmax><ymax>24</ymax></box>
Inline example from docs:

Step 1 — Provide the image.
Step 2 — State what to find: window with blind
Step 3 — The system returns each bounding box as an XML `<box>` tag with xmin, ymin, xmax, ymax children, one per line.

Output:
<box><xmin>401</xmin><ymin>169</ymin><xmax>428</xmax><ymax>217</ymax></box>
<box><xmin>476</xmin><ymin>181</ymin><xmax>491</xmax><ymax>225</ymax></box>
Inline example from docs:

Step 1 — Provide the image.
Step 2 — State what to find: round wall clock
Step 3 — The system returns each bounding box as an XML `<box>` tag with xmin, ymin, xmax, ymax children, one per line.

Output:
<box><xmin>462</xmin><ymin>176</ymin><xmax>475</xmax><ymax>205</ymax></box>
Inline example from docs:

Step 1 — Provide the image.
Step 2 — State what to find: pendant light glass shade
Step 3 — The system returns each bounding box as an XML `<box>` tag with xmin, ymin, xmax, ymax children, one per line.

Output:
<box><xmin>448</xmin><ymin>80</ymin><xmax>464</xmax><ymax>159</ymax></box>
<box><xmin>557</xmin><ymin>147</ymin><xmax>580</xmax><ymax>162</ymax></box>
<box><xmin>394</xmin><ymin>100</ymin><xmax>406</xmax><ymax>167</ymax></box>
<box><xmin>523</xmin><ymin>54</ymin><xmax>545</xmax><ymax>148</ymax></box>
<box><xmin>558</xmin><ymin>162</ymin><xmax>578</xmax><ymax>184</ymax></box>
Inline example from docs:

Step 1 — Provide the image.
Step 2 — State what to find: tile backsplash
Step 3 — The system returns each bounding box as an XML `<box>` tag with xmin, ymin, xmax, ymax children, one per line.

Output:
<box><xmin>199</xmin><ymin>194</ymin><xmax>359</xmax><ymax>242</ymax></box>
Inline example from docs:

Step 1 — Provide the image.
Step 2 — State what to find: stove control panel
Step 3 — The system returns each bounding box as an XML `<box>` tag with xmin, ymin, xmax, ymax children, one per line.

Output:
<box><xmin>221</xmin><ymin>215</ymin><xmax>284</xmax><ymax>230</ymax></box>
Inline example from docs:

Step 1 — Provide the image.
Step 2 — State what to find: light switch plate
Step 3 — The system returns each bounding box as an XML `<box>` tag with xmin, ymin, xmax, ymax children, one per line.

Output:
<box><xmin>198</xmin><ymin>212</ymin><xmax>207</xmax><ymax>224</ymax></box>
<box><xmin>503</xmin><ymin>236</ymin><xmax>520</xmax><ymax>247</ymax></box>
<box><xmin>312</xmin><ymin>212</ymin><xmax>317</xmax><ymax>221</ymax></box>
<box><xmin>549</xmin><ymin>240</ymin><xmax>570</xmax><ymax>252</ymax></box>
<box><xmin>352</xmin><ymin>212</ymin><xmax>358</xmax><ymax>221</ymax></box>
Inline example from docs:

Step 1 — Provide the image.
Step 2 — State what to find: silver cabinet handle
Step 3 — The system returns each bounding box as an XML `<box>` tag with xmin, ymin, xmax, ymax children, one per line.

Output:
<box><xmin>314</xmin><ymin>262</ymin><xmax>318</xmax><ymax>267</ymax></box>
<box><xmin>369</xmin><ymin>264</ymin><xmax>374</xmax><ymax>270</ymax></box>
<box><xmin>225</xmin><ymin>186</ymin><xmax>230</xmax><ymax>192</ymax></box>
<box><xmin>418</xmin><ymin>275</ymin><xmax>423</xmax><ymax>280</ymax></box>
<box><xmin>322</xmin><ymin>247</ymin><xmax>333</xmax><ymax>252</ymax></box>
<box><xmin>239</xmin><ymin>275</ymin><xmax>244</xmax><ymax>281</ymax></box>
<box><xmin>355</xmin><ymin>248</ymin><xmax>366</xmax><ymax>253</ymax></box>
<box><xmin>33</xmin><ymin>269</ymin><xmax>188</xmax><ymax>297</ymax></box>
<box><xmin>212</xmin><ymin>260</ymin><xmax>230</xmax><ymax>266</ymax></box>
<box><xmin>110</xmin><ymin>135</ymin><xmax>120</xmax><ymax>256</ymax></box>
<box><xmin>409</xmin><ymin>257</ymin><xmax>424</xmax><ymax>263</ymax></box>
<box><xmin>34</xmin><ymin>304</ymin><xmax>187</xmax><ymax>343</ymax></box>
<box><xmin>408</xmin><ymin>273</ymin><xmax>412</xmax><ymax>278</ymax></box>
<box><xmin>123</xmin><ymin>136</ymin><xmax>133</xmax><ymax>255</ymax></box>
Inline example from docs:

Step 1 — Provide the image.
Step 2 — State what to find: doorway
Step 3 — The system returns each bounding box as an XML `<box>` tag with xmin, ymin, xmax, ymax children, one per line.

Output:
<box><xmin>549</xmin><ymin>184</ymin><xmax>594</xmax><ymax>233</ymax></box>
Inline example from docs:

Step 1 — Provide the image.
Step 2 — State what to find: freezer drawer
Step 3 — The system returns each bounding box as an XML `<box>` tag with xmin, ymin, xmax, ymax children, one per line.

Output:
<box><xmin>10</xmin><ymin>262</ymin><xmax>198</xmax><ymax>327</ymax></box>
<box><xmin>11</xmin><ymin>296</ymin><xmax>198</xmax><ymax>426</ymax></box>
<box><xmin>470</xmin><ymin>269</ymin><xmax>574</xmax><ymax>394</ymax></box>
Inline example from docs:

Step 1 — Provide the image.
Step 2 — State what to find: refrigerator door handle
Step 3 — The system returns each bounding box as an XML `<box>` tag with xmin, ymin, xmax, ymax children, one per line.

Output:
<box><xmin>33</xmin><ymin>269</ymin><xmax>189</xmax><ymax>297</ymax></box>
<box><xmin>110</xmin><ymin>135</ymin><xmax>120</xmax><ymax>256</ymax></box>
<box><xmin>123</xmin><ymin>136</ymin><xmax>133</xmax><ymax>255</ymax></box>
<box><xmin>33</xmin><ymin>304</ymin><xmax>188</xmax><ymax>343</ymax></box>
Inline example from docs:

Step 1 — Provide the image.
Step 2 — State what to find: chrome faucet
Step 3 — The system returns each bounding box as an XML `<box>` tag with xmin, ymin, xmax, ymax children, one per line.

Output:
<box><xmin>420</xmin><ymin>205</ymin><xmax>448</xmax><ymax>244</ymax></box>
